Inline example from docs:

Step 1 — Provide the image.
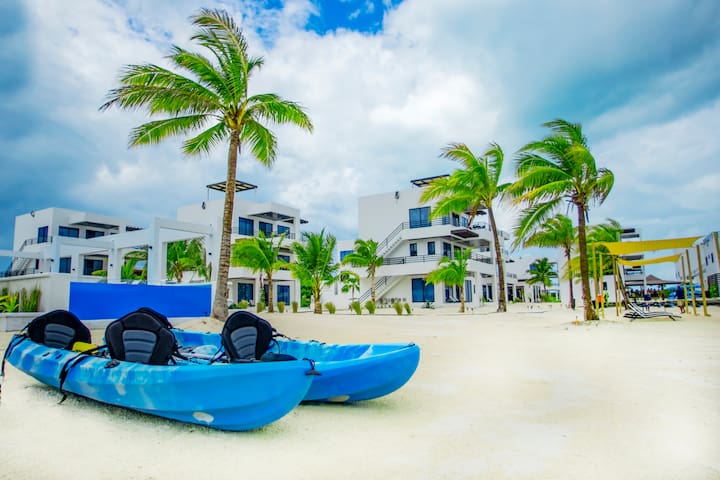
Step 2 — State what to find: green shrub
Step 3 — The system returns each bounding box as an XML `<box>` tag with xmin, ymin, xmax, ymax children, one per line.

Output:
<box><xmin>277</xmin><ymin>301</ymin><xmax>285</xmax><ymax>313</ymax></box>
<box><xmin>350</xmin><ymin>301</ymin><xmax>362</xmax><ymax>315</ymax></box>
<box><xmin>365</xmin><ymin>300</ymin><xmax>376</xmax><ymax>315</ymax></box>
<box><xmin>256</xmin><ymin>300</ymin><xmax>266</xmax><ymax>313</ymax></box>
<box><xmin>710</xmin><ymin>284</ymin><xmax>719</xmax><ymax>298</ymax></box>
<box><xmin>393</xmin><ymin>302</ymin><xmax>403</xmax><ymax>315</ymax></box>
<box><xmin>291</xmin><ymin>301</ymin><xmax>299</xmax><ymax>313</ymax></box>
<box><xmin>0</xmin><ymin>293</ymin><xmax>20</xmax><ymax>313</ymax></box>
<box><xmin>324</xmin><ymin>302</ymin><xmax>336</xmax><ymax>314</ymax></box>
<box><xmin>238</xmin><ymin>300</ymin><xmax>249</xmax><ymax>309</ymax></box>
<box><xmin>404</xmin><ymin>303</ymin><xmax>412</xmax><ymax>315</ymax></box>
<box><xmin>19</xmin><ymin>287</ymin><xmax>41</xmax><ymax>312</ymax></box>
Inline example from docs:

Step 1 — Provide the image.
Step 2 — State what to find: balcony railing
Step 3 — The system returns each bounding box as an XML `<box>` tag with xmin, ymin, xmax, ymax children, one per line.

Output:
<box><xmin>0</xmin><ymin>267</ymin><xmax>39</xmax><ymax>278</ymax></box>
<box><xmin>230</xmin><ymin>228</ymin><xmax>296</xmax><ymax>240</ymax></box>
<box><xmin>382</xmin><ymin>252</ymin><xmax>493</xmax><ymax>266</ymax></box>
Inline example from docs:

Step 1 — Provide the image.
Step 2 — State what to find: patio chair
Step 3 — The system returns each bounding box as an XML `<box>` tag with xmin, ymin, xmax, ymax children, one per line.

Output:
<box><xmin>624</xmin><ymin>302</ymin><xmax>680</xmax><ymax>321</ymax></box>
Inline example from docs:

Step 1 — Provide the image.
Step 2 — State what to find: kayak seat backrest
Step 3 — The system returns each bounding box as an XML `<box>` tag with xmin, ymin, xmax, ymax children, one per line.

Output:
<box><xmin>105</xmin><ymin>310</ymin><xmax>177</xmax><ymax>365</ymax></box>
<box><xmin>27</xmin><ymin>310</ymin><xmax>92</xmax><ymax>350</ymax></box>
<box><xmin>221</xmin><ymin>311</ymin><xmax>274</xmax><ymax>361</ymax></box>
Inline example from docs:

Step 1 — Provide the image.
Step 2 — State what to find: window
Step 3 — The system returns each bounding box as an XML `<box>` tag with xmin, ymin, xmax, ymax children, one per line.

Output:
<box><xmin>238</xmin><ymin>217</ymin><xmax>253</xmax><ymax>236</ymax></box>
<box><xmin>461</xmin><ymin>216</ymin><xmax>468</xmax><ymax>227</ymax></box>
<box><xmin>259</xmin><ymin>221</ymin><xmax>273</xmax><ymax>237</ymax></box>
<box><xmin>409</xmin><ymin>207</ymin><xmax>431</xmax><ymax>228</ymax></box>
<box><xmin>237</xmin><ymin>283</ymin><xmax>254</xmax><ymax>302</ymax></box>
<box><xmin>58</xmin><ymin>226</ymin><xmax>79</xmax><ymax>238</ymax></box>
<box><xmin>412</xmin><ymin>278</ymin><xmax>435</xmax><ymax>302</ymax></box>
<box><xmin>59</xmin><ymin>257</ymin><xmax>71</xmax><ymax>273</ymax></box>
<box><xmin>277</xmin><ymin>285</ymin><xmax>290</xmax><ymax>304</ymax></box>
<box><xmin>443</xmin><ymin>242</ymin><xmax>452</xmax><ymax>258</ymax></box>
<box><xmin>278</xmin><ymin>254</ymin><xmax>290</xmax><ymax>263</ymax></box>
<box><xmin>85</xmin><ymin>229</ymin><xmax>104</xmax><ymax>239</ymax></box>
<box><xmin>340</xmin><ymin>250</ymin><xmax>352</xmax><ymax>261</ymax></box>
<box><xmin>277</xmin><ymin>225</ymin><xmax>290</xmax><ymax>236</ymax></box>
<box><xmin>83</xmin><ymin>258</ymin><xmax>104</xmax><ymax>276</ymax></box>
<box><xmin>427</xmin><ymin>241</ymin><xmax>435</xmax><ymax>255</ymax></box>
<box><xmin>37</xmin><ymin>226</ymin><xmax>49</xmax><ymax>243</ymax></box>
<box><xmin>452</xmin><ymin>213</ymin><xmax>460</xmax><ymax>226</ymax></box>
<box><xmin>409</xmin><ymin>243</ymin><xmax>417</xmax><ymax>257</ymax></box>
<box><xmin>465</xmin><ymin>280</ymin><xmax>472</xmax><ymax>302</ymax></box>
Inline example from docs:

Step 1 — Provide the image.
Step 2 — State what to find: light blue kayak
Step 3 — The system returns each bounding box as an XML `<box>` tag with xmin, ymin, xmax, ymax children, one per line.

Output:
<box><xmin>4</xmin><ymin>335</ymin><xmax>316</xmax><ymax>431</ymax></box>
<box><xmin>173</xmin><ymin>329</ymin><xmax>421</xmax><ymax>403</ymax></box>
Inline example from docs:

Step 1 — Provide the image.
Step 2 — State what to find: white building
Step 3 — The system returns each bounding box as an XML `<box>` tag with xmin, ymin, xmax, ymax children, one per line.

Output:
<box><xmin>0</xmin><ymin>181</ymin><xmax>304</xmax><ymax>311</ymax></box>
<box><xmin>325</xmin><ymin>176</ymin><xmax>534</xmax><ymax>309</ymax></box>
<box><xmin>673</xmin><ymin>232</ymin><xmax>720</xmax><ymax>294</ymax></box>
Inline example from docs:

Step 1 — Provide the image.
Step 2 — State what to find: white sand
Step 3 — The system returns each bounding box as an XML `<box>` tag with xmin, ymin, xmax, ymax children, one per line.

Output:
<box><xmin>1</xmin><ymin>304</ymin><xmax>719</xmax><ymax>480</ymax></box>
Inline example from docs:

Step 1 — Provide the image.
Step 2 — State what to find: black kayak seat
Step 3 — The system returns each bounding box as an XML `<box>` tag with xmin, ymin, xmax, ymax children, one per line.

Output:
<box><xmin>27</xmin><ymin>310</ymin><xmax>91</xmax><ymax>350</ymax></box>
<box><xmin>221</xmin><ymin>311</ymin><xmax>275</xmax><ymax>362</ymax></box>
<box><xmin>105</xmin><ymin>309</ymin><xmax>177</xmax><ymax>365</ymax></box>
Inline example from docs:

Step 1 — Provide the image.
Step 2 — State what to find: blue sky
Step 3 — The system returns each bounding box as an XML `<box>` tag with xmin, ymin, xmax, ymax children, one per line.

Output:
<box><xmin>2</xmin><ymin>0</ymin><xmax>719</xmax><ymax>278</ymax></box>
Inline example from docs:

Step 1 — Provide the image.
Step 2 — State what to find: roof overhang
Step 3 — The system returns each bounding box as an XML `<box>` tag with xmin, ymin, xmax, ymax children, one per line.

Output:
<box><xmin>250</xmin><ymin>211</ymin><xmax>294</xmax><ymax>222</ymax></box>
<box><xmin>451</xmin><ymin>228</ymin><xmax>479</xmax><ymax>239</ymax></box>
<box><xmin>206</xmin><ymin>180</ymin><xmax>258</xmax><ymax>193</ymax></box>
<box><xmin>410</xmin><ymin>174</ymin><xmax>450</xmax><ymax>187</ymax></box>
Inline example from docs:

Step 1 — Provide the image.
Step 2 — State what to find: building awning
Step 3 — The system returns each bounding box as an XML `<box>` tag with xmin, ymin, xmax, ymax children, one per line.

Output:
<box><xmin>410</xmin><ymin>174</ymin><xmax>449</xmax><ymax>187</ymax></box>
<box><xmin>250</xmin><ymin>211</ymin><xmax>294</xmax><ymax>222</ymax></box>
<box><xmin>599</xmin><ymin>236</ymin><xmax>701</xmax><ymax>255</ymax></box>
<box><xmin>617</xmin><ymin>254</ymin><xmax>681</xmax><ymax>267</ymax></box>
<box><xmin>451</xmin><ymin>228</ymin><xmax>479</xmax><ymax>239</ymax></box>
<box><xmin>206</xmin><ymin>180</ymin><xmax>258</xmax><ymax>193</ymax></box>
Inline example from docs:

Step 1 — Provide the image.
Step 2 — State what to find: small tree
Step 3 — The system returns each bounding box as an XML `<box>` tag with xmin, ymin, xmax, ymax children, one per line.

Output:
<box><xmin>426</xmin><ymin>249</ymin><xmax>472</xmax><ymax>312</ymax></box>
<box><xmin>340</xmin><ymin>270</ymin><xmax>360</xmax><ymax>300</ymax></box>
<box><xmin>231</xmin><ymin>232</ymin><xmax>287</xmax><ymax>313</ymax></box>
<box><xmin>291</xmin><ymin>230</ymin><xmax>339</xmax><ymax>314</ymax></box>
<box><xmin>526</xmin><ymin>258</ymin><xmax>558</xmax><ymax>298</ymax></box>
<box><xmin>342</xmin><ymin>239</ymin><xmax>384</xmax><ymax>304</ymax></box>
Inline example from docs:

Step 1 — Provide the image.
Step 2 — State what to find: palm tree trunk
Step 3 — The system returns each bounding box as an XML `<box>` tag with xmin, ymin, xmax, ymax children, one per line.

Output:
<box><xmin>459</xmin><ymin>283</ymin><xmax>465</xmax><ymax>313</ymax></box>
<box><xmin>576</xmin><ymin>204</ymin><xmax>597</xmax><ymax>320</ymax></box>
<box><xmin>370</xmin><ymin>267</ymin><xmax>376</xmax><ymax>305</ymax></box>
<box><xmin>267</xmin><ymin>271</ymin><xmax>274</xmax><ymax>313</ymax></box>
<box><xmin>211</xmin><ymin>132</ymin><xmax>240</xmax><ymax>322</ymax></box>
<box><xmin>488</xmin><ymin>207</ymin><xmax>507</xmax><ymax>313</ymax></box>
<box><xmin>313</xmin><ymin>281</ymin><xmax>322</xmax><ymax>314</ymax></box>
<box><xmin>565</xmin><ymin>248</ymin><xmax>575</xmax><ymax>309</ymax></box>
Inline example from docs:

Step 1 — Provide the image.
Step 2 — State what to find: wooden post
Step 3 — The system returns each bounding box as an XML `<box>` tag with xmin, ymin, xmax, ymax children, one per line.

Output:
<box><xmin>685</xmin><ymin>250</ymin><xmax>698</xmax><ymax>316</ymax></box>
<box><xmin>681</xmin><ymin>255</ymin><xmax>689</xmax><ymax>316</ymax></box>
<box><xmin>599</xmin><ymin>253</ymin><xmax>605</xmax><ymax>319</ymax></box>
<box><xmin>614</xmin><ymin>256</ymin><xmax>620</xmax><ymax>317</ymax></box>
<box><xmin>696</xmin><ymin>245</ymin><xmax>709</xmax><ymax>316</ymax></box>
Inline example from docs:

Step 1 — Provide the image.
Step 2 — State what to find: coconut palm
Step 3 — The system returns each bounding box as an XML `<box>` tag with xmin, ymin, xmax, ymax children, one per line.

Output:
<box><xmin>290</xmin><ymin>230</ymin><xmax>339</xmax><ymax>314</ymax></box>
<box><xmin>512</xmin><ymin>119</ymin><xmax>614</xmax><ymax>321</ymax></box>
<box><xmin>340</xmin><ymin>270</ymin><xmax>361</xmax><ymax>300</ymax></box>
<box><xmin>426</xmin><ymin>249</ymin><xmax>472</xmax><ymax>313</ymax></box>
<box><xmin>100</xmin><ymin>9</ymin><xmax>313</xmax><ymax>322</ymax></box>
<box><xmin>526</xmin><ymin>257</ymin><xmax>558</xmax><ymax>298</ymax></box>
<box><xmin>341</xmin><ymin>239</ymin><xmax>384</xmax><ymax>304</ymax></box>
<box><xmin>167</xmin><ymin>238</ymin><xmax>206</xmax><ymax>283</ymax></box>
<box><xmin>231</xmin><ymin>232</ymin><xmax>287</xmax><ymax>313</ymax></box>
<box><xmin>420</xmin><ymin>142</ymin><xmax>512</xmax><ymax>312</ymax></box>
<box><xmin>515</xmin><ymin>213</ymin><xmax>577</xmax><ymax>309</ymax></box>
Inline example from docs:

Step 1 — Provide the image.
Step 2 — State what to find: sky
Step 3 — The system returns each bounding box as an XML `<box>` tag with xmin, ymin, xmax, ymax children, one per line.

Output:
<box><xmin>1</xmin><ymin>0</ymin><xmax>719</xmax><ymax>278</ymax></box>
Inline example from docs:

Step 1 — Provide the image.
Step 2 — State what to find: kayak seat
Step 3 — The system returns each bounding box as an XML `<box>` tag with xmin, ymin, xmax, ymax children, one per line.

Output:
<box><xmin>27</xmin><ymin>310</ymin><xmax>92</xmax><ymax>350</ymax></box>
<box><xmin>105</xmin><ymin>310</ymin><xmax>177</xmax><ymax>365</ymax></box>
<box><xmin>221</xmin><ymin>311</ymin><xmax>274</xmax><ymax>361</ymax></box>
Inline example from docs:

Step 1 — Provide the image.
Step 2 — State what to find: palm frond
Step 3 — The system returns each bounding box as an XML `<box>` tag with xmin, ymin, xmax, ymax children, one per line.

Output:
<box><xmin>128</xmin><ymin>115</ymin><xmax>210</xmax><ymax>146</ymax></box>
<box><xmin>512</xmin><ymin>200</ymin><xmax>562</xmax><ymax>249</ymax></box>
<box><xmin>248</xmin><ymin>94</ymin><xmax>314</xmax><ymax>131</ymax></box>
<box><xmin>183</xmin><ymin>121</ymin><xmax>228</xmax><ymax>155</ymax></box>
<box><xmin>240</xmin><ymin>119</ymin><xmax>277</xmax><ymax>167</ymax></box>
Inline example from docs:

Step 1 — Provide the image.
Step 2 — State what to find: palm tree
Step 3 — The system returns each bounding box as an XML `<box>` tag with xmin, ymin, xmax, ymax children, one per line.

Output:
<box><xmin>515</xmin><ymin>213</ymin><xmax>577</xmax><ymax>309</ymax></box>
<box><xmin>290</xmin><ymin>230</ymin><xmax>339</xmax><ymax>314</ymax></box>
<box><xmin>341</xmin><ymin>239</ymin><xmax>384</xmax><ymax>304</ymax></box>
<box><xmin>340</xmin><ymin>270</ymin><xmax>361</xmax><ymax>300</ymax></box>
<box><xmin>231</xmin><ymin>232</ymin><xmax>287</xmax><ymax>313</ymax></box>
<box><xmin>166</xmin><ymin>238</ymin><xmax>206</xmax><ymax>283</ymax></box>
<box><xmin>426</xmin><ymin>249</ymin><xmax>472</xmax><ymax>313</ymax></box>
<box><xmin>100</xmin><ymin>9</ymin><xmax>313</xmax><ymax>322</ymax></box>
<box><xmin>526</xmin><ymin>257</ymin><xmax>558</xmax><ymax>299</ymax></box>
<box><xmin>420</xmin><ymin>142</ymin><xmax>512</xmax><ymax>312</ymax></box>
<box><xmin>512</xmin><ymin>119</ymin><xmax>614</xmax><ymax>321</ymax></box>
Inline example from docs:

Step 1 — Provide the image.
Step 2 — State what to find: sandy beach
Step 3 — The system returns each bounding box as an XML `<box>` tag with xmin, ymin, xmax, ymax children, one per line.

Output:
<box><xmin>1</xmin><ymin>304</ymin><xmax>719</xmax><ymax>480</ymax></box>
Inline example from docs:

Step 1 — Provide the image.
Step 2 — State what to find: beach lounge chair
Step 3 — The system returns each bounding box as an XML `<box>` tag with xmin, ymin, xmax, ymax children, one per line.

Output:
<box><xmin>623</xmin><ymin>303</ymin><xmax>680</xmax><ymax>321</ymax></box>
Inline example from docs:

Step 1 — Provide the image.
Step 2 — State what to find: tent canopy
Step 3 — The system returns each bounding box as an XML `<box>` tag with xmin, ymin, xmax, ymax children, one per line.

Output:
<box><xmin>616</xmin><ymin>253</ymin><xmax>681</xmax><ymax>267</ymax></box>
<box><xmin>599</xmin><ymin>236</ymin><xmax>701</xmax><ymax>256</ymax></box>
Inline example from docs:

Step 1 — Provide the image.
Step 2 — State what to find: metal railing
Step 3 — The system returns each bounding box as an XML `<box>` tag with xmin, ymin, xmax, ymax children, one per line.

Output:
<box><xmin>230</xmin><ymin>228</ymin><xmax>296</xmax><ymax>240</ymax></box>
<box><xmin>0</xmin><ymin>267</ymin><xmax>39</xmax><ymax>278</ymax></box>
<box><xmin>357</xmin><ymin>276</ymin><xmax>389</xmax><ymax>303</ymax></box>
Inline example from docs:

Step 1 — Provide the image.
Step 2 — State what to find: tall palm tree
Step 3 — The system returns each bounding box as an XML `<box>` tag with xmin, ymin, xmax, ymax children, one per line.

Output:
<box><xmin>420</xmin><ymin>142</ymin><xmax>512</xmax><ymax>312</ymax></box>
<box><xmin>290</xmin><ymin>230</ymin><xmax>339</xmax><ymax>314</ymax></box>
<box><xmin>526</xmin><ymin>257</ymin><xmax>558</xmax><ymax>298</ymax></box>
<box><xmin>512</xmin><ymin>119</ymin><xmax>614</xmax><ymax>321</ymax></box>
<box><xmin>515</xmin><ymin>213</ymin><xmax>577</xmax><ymax>309</ymax></box>
<box><xmin>231</xmin><ymin>232</ymin><xmax>287</xmax><ymax>313</ymax></box>
<box><xmin>341</xmin><ymin>239</ymin><xmax>384</xmax><ymax>304</ymax></box>
<box><xmin>340</xmin><ymin>270</ymin><xmax>361</xmax><ymax>300</ymax></box>
<box><xmin>100</xmin><ymin>9</ymin><xmax>313</xmax><ymax>322</ymax></box>
<box><xmin>426</xmin><ymin>249</ymin><xmax>472</xmax><ymax>313</ymax></box>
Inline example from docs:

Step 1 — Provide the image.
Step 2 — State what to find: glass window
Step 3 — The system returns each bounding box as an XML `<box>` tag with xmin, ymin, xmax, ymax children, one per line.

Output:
<box><xmin>452</xmin><ymin>213</ymin><xmax>460</xmax><ymax>226</ymax></box>
<box><xmin>278</xmin><ymin>254</ymin><xmax>290</xmax><ymax>263</ymax></box>
<box><xmin>238</xmin><ymin>217</ymin><xmax>253</xmax><ymax>236</ymax></box>
<box><xmin>465</xmin><ymin>279</ymin><xmax>472</xmax><ymax>302</ymax></box>
<box><xmin>443</xmin><ymin>242</ymin><xmax>452</xmax><ymax>258</ymax></box>
<box><xmin>37</xmin><ymin>226</ymin><xmax>49</xmax><ymax>243</ymax></box>
<box><xmin>237</xmin><ymin>283</ymin><xmax>254</xmax><ymax>302</ymax></box>
<box><xmin>409</xmin><ymin>243</ymin><xmax>417</xmax><ymax>257</ymax></box>
<box><xmin>277</xmin><ymin>285</ymin><xmax>290</xmax><ymax>304</ymax></box>
<box><xmin>340</xmin><ymin>250</ymin><xmax>352</xmax><ymax>261</ymax></box>
<box><xmin>58</xmin><ymin>226</ymin><xmax>79</xmax><ymax>238</ymax></box>
<box><xmin>83</xmin><ymin>258</ymin><xmax>103</xmax><ymax>276</ymax></box>
<box><xmin>85</xmin><ymin>229</ymin><xmax>104</xmax><ymax>239</ymax></box>
<box><xmin>411</xmin><ymin>278</ymin><xmax>435</xmax><ymax>302</ymax></box>
<box><xmin>409</xmin><ymin>207</ymin><xmax>430</xmax><ymax>228</ymax></box>
<box><xmin>427</xmin><ymin>241</ymin><xmax>435</xmax><ymax>255</ymax></box>
<box><xmin>259</xmin><ymin>221</ymin><xmax>273</xmax><ymax>237</ymax></box>
<box><xmin>461</xmin><ymin>216</ymin><xmax>468</xmax><ymax>227</ymax></box>
<box><xmin>277</xmin><ymin>225</ymin><xmax>290</xmax><ymax>235</ymax></box>
<box><xmin>59</xmin><ymin>257</ymin><xmax>71</xmax><ymax>273</ymax></box>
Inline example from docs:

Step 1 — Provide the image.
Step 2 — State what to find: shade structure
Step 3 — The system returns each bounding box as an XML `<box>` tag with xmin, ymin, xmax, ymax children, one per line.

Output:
<box><xmin>599</xmin><ymin>236</ymin><xmax>701</xmax><ymax>256</ymax></box>
<box><xmin>616</xmin><ymin>254</ymin><xmax>681</xmax><ymax>267</ymax></box>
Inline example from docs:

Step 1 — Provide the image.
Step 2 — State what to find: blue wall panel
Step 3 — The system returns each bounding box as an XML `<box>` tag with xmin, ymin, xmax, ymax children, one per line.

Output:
<box><xmin>69</xmin><ymin>283</ymin><xmax>211</xmax><ymax>320</ymax></box>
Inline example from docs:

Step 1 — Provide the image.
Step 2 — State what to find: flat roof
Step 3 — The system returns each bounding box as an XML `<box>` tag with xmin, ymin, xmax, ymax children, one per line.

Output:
<box><xmin>410</xmin><ymin>174</ymin><xmax>449</xmax><ymax>187</ymax></box>
<box><xmin>206</xmin><ymin>180</ymin><xmax>258</xmax><ymax>193</ymax></box>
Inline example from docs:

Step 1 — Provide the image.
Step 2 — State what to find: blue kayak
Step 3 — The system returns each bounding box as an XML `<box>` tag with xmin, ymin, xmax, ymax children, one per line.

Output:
<box><xmin>174</xmin><ymin>329</ymin><xmax>421</xmax><ymax>403</ymax></box>
<box><xmin>2</xmin><ymin>310</ymin><xmax>316</xmax><ymax>431</ymax></box>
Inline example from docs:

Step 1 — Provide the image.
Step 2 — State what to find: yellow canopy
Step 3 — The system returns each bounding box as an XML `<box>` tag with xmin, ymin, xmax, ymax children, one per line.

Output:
<box><xmin>616</xmin><ymin>253</ymin><xmax>681</xmax><ymax>267</ymax></box>
<box><xmin>599</xmin><ymin>236</ymin><xmax>701</xmax><ymax>256</ymax></box>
